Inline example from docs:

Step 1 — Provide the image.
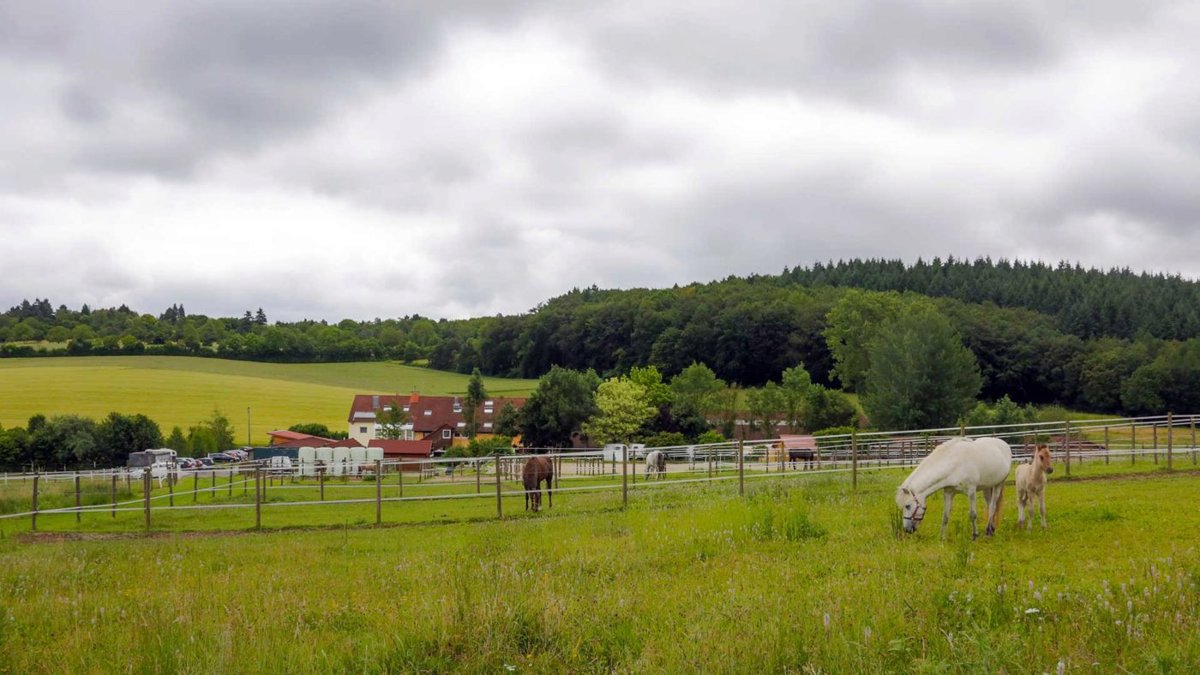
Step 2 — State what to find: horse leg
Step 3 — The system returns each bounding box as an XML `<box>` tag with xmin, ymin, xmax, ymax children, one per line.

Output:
<box><xmin>984</xmin><ymin>487</ymin><xmax>998</xmax><ymax>536</ymax></box>
<box><xmin>547</xmin><ymin>477</ymin><xmax>553</xmax><ymax>509</ymax></box>
<box><xmin>1039</xmin><ymin>489</ymin><xmax>1047</xmax><ymax>529</ymax></box>
<box><xmin>1017</xmin><ymin>490</ymin><xmax>1027</xmax><ymax>529</ymax></box>
<box><xmin>941</xmin><ymin>489</ymin><xmax>955</xmax><ymax>537</ymax></box>
<box><xmin>967</xmin><ymin>485</ymin><xmax>979</xmax><ymax>539</ymax></box>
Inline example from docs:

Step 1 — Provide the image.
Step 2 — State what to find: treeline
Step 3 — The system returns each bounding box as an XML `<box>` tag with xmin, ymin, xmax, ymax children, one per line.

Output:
<box><xmin>6</xmin><ymin>258</ymin><xmax>1200</xmax><ymax>415</ymax></box>
<box><xmin>785</xmin><ymin>257</ymin><xmax>1200</xmax><ymax>340</ymax></box>
<box><xmin>0</xmin><ymin>410</ymin><xmax>238</xmax><ymax>471</ymax></box>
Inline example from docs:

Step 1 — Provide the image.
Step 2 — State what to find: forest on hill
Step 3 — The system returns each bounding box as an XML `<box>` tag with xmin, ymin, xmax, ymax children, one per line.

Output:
<box><xmin>4</xmin><ymin>257</ymin><xmax>1200</xmax><ymax>416</ymax></box>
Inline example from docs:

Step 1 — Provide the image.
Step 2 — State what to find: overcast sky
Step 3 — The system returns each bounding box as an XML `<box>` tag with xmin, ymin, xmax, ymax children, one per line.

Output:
<box><xmin>2</xmin><ymin>1</ymin><xmax>1198</xmax><ymax>321</ymax></box>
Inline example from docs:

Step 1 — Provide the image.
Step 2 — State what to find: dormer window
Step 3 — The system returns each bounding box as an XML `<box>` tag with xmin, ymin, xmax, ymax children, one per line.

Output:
<box><xmin>383</xmin><ymin>406</ymin><xmax>392</xmax><ymax>412</ymax></box>
<box><xmin>456</xmin><ymin>422</ymin><xmax>466</xmax><ymax>428</ymax></box>
<box><xmin>402</xmin><ymin>405</ymin><xmax>410</xmax><ymax>412</ymax></box>
<box><xmin>423</xmin><ymin>410</ymin><xmax>432</xmax><ymax>416</ymax></box>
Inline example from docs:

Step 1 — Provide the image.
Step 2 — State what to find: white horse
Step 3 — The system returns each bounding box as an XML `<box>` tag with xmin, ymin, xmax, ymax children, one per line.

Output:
<box><xmin>1016</xmin><ymin>444</ymin><xmax>1053</xmax><ymax>529</ymax></box>
<box><xmin>896</xmin><ymin>437</ymin><xmax>1012</xmax><ymax>538</ymax></box>
<box><xmin>644</xmin><ymin>449</ymin><xmax>666</xmax><ymax>480</ymax></box>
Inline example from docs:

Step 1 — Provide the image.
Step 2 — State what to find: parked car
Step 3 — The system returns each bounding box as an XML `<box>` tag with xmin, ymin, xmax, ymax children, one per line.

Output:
<box><xmin>208</xmin><ymin>452</ymin><xmax>235</xmax><ymax>464</ymax></box>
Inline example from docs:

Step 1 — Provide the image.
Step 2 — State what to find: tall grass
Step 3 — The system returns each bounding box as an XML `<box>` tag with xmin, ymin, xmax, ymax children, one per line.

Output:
<box><xmin>3</xmin><ymin>470</ymin><xmax>1200</xmax><ymax>671</ymax></box>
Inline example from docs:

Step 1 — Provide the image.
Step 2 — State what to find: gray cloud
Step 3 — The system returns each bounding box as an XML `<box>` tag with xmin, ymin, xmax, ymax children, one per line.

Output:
<box><xmin>3</xmin><ymin>1</ymin><xmax>1200</xmax><ymax>321</ymax></box>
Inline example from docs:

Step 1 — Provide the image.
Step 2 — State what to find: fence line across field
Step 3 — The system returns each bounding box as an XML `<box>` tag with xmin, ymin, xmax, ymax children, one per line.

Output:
<box><xmin>5</xmin><ymin>414</ymin><xmax>1199</xmax><ymax>530</ymax></box>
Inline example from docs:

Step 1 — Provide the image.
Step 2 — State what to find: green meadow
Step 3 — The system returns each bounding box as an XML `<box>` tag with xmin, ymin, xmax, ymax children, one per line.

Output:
<box><xmin>2</xmin><ymin>461</ymin><xmax>1199</xmax><ymax>673</ymax></box>
<box><xmin>0</xmin><ymin>356</ymin><xmax>537</xmax><ymax>442</ymax></box>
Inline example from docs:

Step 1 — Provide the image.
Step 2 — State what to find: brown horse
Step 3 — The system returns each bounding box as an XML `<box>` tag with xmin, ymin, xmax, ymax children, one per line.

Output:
<box><xmin>522</xmin><ymin>455</ymin><xmax>554</xmax><ymax>512</ymax></box>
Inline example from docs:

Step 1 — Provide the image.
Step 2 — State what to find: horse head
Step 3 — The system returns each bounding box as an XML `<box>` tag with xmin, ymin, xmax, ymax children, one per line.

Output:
<box><xmin>896</xmin><ymin>486</ymin><xmax>927</xmax><ymax>533</ymax></box>
<box><xmin>1034</xmin><ymin>444</ymin><xmax>1054</xmax><ymax>474</ymax></box>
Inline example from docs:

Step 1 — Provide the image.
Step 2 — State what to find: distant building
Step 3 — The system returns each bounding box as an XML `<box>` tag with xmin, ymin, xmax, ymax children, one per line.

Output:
<box><xmin>346</xmin><ymin>392</ymin><xmax>525</xmax><ymax>451</ymax></box>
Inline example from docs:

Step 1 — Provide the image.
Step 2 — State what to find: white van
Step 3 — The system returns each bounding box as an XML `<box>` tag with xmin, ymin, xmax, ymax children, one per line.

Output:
<box><xmin>601</xmin><ymin>443</ymin><xmax>648</xmax><ymax>461</ymax></box>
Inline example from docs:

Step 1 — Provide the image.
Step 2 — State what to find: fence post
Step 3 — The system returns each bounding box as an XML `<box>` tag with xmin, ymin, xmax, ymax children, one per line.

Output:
<box><xmin>622</xmin><ymin>446</ymin><xmax>629</xmax><ymax>510</ymax></box>
<box><xmin>738</xmin><ymin>439</ymin><xmax>745</xmax><ymax>496</ymax></box>
<box><xmin>476</xmin><ymin>458</ymin><xmax>481</xmax><ymax>494</ymax></box>
<box><xmin>1153</xmin><ymin>424</ymin><xmax>1159</xmax><ymax>464</ymax></box>
<box><xmin>851</xmin><ymin>430</ymin><xmax>858</xmax><ymax>491</ymax></box>
<box><xmin>959</xmin><ymin>423</ymin><xmax>966</xmax><ymax>438</ymax></box>
<box><xmin>319</xmin><ymin>467</ymin><xmax>326</xmax><ymax>501</ymax></box>
<box><xmin>193</xmin><ymin>471</ymin><xmax>199</xmax><ymax>503</ymax></box>
<box><xmin>1193</xmin><ymin>415</ymin><xmax>1197</xmax><ymax>465</ymax></box>
<box><xmin>494</xmin><ymin>452</ymin><xmax>503</xmax><ymax>519</ymax></box>
<box><xmin>398</xmin><ymin>463</ymin><xmax>404</xmax><ymax>498</ymax></box>
<box><xmin>211</xmin><ymin>469</ymin><xmax>216</xmax><ymax>497</ymax></box>
<box><xmin>229</xmin><ymin>469</ymin><xmax>234</xmax><ymax>496</ymax></box>
<box><xmin>1128</xmin><ymin>417</ymin><xmax>1137</xmax><ymax>466</ymax></box>
<box><xmin>111</xmin><ymin>473</ymin><xmax>118</xmax><ymax>518</ymax></box>
<box><xmin>375</xmin><ymin>459</ymin><xmax>382</xmax><ymax>525</ymax></box>
<box><xmin>1104</xmin><ymin>426</ymin><xmax>1110</xmax><ymax>465</ymax></box>
<box><xmin>1167</xmin><ymin>412</ymin><xmax>1174</xmax><ymax>470</ymax></box>
<box><xmin>143</xmin><ymin>468</ymin><xmax>152</xmax><ymax>531</ymax></box>
<box><xmin>75</xmin><ymin>473</ymin><xmax>81</xmax><ymax>523</ymax></box>
<box><xmin>168</xmin><ymin>470</ymin><xmax>176</xmax><ymax>506</ymax></box>
<box><xmin>254</xmin><ymin>468</ymin><xmax>262</xmax><ymax>529</ymax></box>
<box><xmin>1064</xmin><ymin>421</ymin><xmax>1071</xmax><ymax>477</ymax></box>
<box><xmin>31</xmin><ymin>473</ymin><xmax>39</xmax><ymax>532</ymax></box>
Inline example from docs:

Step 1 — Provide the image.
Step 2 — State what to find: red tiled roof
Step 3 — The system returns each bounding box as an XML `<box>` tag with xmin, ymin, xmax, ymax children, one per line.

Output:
<box><xmin>271</xmin><ymin>436</ymin><xmax>361</xmax><ymax>448</ymax></box>
<box><xmin>368</xmin><ymin>439</ymin><xmax>435</xmax><ymax>457</ymax></box>
<box><xmin>268</xmin><ymin>430</ymin><xmax>323</xmax><ymax>441</ymax></box>
<box><xmin>346</xmin><ymin>393</ymin><xmax>525</xmax><ymax>434</ymax></box>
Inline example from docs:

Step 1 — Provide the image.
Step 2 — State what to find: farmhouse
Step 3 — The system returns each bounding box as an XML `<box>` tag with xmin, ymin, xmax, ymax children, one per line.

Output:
<box><xmin>347</xmin><ymin>392</ymin><xmax>525</xmax><ymax>451</ymax></box>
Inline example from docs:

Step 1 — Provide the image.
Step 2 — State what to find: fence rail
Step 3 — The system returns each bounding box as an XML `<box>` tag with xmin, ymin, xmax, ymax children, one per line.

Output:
<box><xmin>3</xmin><ymin>413</ymin><xmax>1198</xmax><ymax>532</ymax></box>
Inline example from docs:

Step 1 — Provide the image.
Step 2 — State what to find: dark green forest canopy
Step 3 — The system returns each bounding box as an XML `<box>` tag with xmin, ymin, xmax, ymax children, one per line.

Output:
<box><xmin>5</xmin><ymin>258</ymin><xmax>1200</xmax><ymax>414</ymax></box>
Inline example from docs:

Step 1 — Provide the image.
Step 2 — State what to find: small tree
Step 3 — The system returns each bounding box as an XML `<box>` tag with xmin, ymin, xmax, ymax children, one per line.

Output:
<box><xmin>375</xmin><ymin>398</ymin><xmax>411</xmax><ymax>440</ymax></box>
<box><xmin>863</xmin><ymin>307</ymin><xmax>982</xmax><ymax>430</ymax></box>
<box><xmin>494</xmin><ymin>401</ymin><xmax>521</xmax><ymax>437</ymax></box>
<box><xmin>464</xmin><ymin>368</ymin><xmax>487</xmax><ymax>439</ymax></box>
<box><xmin>165</xmin><ymin>426</ymin><xmax>187</xmax><ymax>452</ymax></box>
<box><xmin>746</xmin><ymin>382</ymin><xmax>784</xmax><ymax>438</ymax></box>
<box><xmin>583</xmin><ymin>378</ymin><xmax>656</xmax><ymax>446</ymax></box>
<box><xmin>780</xmin><ymin>364</ymin><xmax>813</xmax><ymax>433</ymax></box>
<box><xmin>518</xmin><ymin>367</ymin><xmax>601</xmax><ymax>448</ymax></box>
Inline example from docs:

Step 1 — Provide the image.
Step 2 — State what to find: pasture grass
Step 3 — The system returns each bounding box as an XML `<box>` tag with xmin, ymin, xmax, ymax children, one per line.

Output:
<box><xmin>0</xmin><ymin>356</ymin><xmax>537</xmax><ymax>441</ymax></box>
<box><xmin>2</xmin><ymin>463</ymin><xmax>1200</xmax><ymax>672</ymax></box>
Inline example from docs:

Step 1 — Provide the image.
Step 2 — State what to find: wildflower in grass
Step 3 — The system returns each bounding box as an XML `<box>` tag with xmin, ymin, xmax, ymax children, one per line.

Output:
<box><xmin>1057</xmin><ymin>661</ymin><xmax>1065</xmax><ymax>675</ymax></box>
<box><xmin>823</xmin><ymin>613</ymin><xmax>830</xmax><ymax>631</ymax></box>
<box><xmin>864</xmin><ymin>625</ymin><xmax>872</xmax><ymax>640</ymax></box>
<box><xmin>1024</xmin><ymin>608</ymin><xmax>1040</xmax><ymax>615</ymax></box>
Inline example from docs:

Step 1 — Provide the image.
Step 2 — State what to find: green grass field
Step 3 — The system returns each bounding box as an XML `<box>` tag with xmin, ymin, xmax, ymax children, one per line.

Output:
<box><xmin>2</xmin><ymin>460</ymin><xmax>1199</xmax><ymax>672</ymax></box>
<box><xmin>0</xmin><ymin>356</ymin><xmax>537</xmax><ymax>442</ymax></box>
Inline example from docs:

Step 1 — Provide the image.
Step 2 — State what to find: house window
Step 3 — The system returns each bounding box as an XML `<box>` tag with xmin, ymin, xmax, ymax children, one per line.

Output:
<box><xmin>442</xmin><ymin>429</ymin><xmax>452</xmax><ymax>439</ymax></box>
<box><xmin>456</xmin><ymin>422</ymin><xmax>466</xmax><ymax>428</ymax></box>
<box><xmin>383</xmin><ymin>406</ymin><xmax>392</xmax><ymax>411</ymax></box>
<box><xmin>423</xmin><ymin>410</ymin><xmax>432</xmax><ymax>416</ymax></box>
<box><xmin>453</xmin><ymin>402</ymin><xmax>462</xmax><ymax>412</ymax></box>
<box><xmin>402</xmin><ymin>405</ymin><xmax>410</xmax><ymax>412</ymax></box>
<box><xmin>484</xmin><ymin>422</ymin><xmax>493</xmax><ymax>430</ymax></box>
<box><xmin>485</xmin><ymin>400</ymin><xmax>494</xmax><ymax>406</ymax></box>
<box><xmin>359</xmin><ymin>427</ymin><xmax>367</xmax><ymax>434</ymax></box>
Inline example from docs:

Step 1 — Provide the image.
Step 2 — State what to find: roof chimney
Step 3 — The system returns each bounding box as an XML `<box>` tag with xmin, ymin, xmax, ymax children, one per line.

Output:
<box><xmin>372</xmin><ymin>395</ymin><xmax>379</xmax><ymax>409</ymax></box>
<box><xmin>409</xmin><ymin>392</ymin><xmax>420</xmax><ymax>404</ymax></box>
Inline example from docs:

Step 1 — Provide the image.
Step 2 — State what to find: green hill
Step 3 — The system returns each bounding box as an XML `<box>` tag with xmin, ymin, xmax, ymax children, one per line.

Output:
<box><xmin>0</xmin><ymin>356</ymin><xmax>537</xmax><ymax>444</ymax></box>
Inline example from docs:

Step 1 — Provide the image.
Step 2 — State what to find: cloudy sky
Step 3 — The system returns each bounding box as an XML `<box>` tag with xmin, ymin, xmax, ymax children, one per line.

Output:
<box><xmin>2</xmin><ymin>1</ymin><xmax>1198</xmax><ymax>321</ymax></box>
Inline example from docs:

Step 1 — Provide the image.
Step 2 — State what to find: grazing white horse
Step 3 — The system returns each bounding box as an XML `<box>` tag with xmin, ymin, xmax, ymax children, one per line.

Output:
<box><xmin>644</xmin><ymin>449</ymin><xmax>666</xmax><ymax>480</ymax></box>
<box><xmin>1016</xmin><ymin>444</ymin><xmax>1053</xmax><ymax>529</ymax></box>
<box><xmin>896</xmin><ymin>437</ymin><xmax>1012</xmax><ymax>538</ymax></box>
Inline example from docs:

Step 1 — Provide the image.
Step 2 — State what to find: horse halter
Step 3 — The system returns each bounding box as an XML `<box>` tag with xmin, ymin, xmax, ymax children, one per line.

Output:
<box><xmin>910</xmin><ymin>499</ymin><xmax>927</xmax><ymax>525</ymax></box>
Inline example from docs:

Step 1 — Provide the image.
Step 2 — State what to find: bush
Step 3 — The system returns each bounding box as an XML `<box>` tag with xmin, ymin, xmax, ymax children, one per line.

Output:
<box><xmin>642</xmin><ymin>431</ymin><xmax>687</xmax><ymax>448</ymax></box>
<box><xmin>695</xmin><ymin>430</ymin><xmax>725</xmax><ymax>445</ymax></box>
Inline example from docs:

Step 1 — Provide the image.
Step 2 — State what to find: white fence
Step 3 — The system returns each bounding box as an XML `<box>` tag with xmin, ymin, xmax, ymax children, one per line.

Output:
<box><xmin>3</xmin><ymin>413</ymin><xmax>1197</xmax><ymax>532</ymax></box>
